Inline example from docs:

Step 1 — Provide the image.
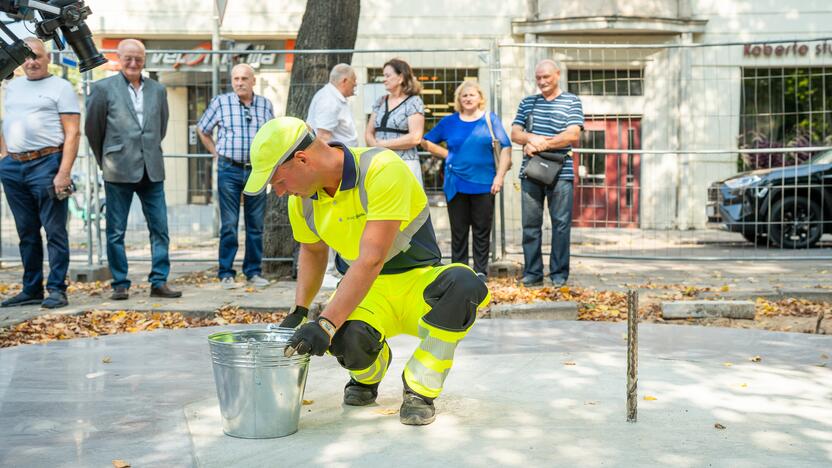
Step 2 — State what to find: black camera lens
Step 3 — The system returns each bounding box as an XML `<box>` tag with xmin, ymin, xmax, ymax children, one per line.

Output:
<box><xmin>60</xmin><ymin>22</ymin><xmax>106</xmax><ymax>72</ymax></box>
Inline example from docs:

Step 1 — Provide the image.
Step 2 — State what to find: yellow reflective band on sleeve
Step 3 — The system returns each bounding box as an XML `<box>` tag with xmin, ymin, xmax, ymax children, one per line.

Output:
<box><xmin>350</xmin><ymin>341</ymin><xmax>391</xmax><ymax>386</ymax></box>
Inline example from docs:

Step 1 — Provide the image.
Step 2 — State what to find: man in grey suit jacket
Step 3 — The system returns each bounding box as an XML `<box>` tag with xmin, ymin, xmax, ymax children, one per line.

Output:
<box><xmin>85</xmin><ymin>39</ymin><xmax>181</xmax><ymax>300</ymax></box>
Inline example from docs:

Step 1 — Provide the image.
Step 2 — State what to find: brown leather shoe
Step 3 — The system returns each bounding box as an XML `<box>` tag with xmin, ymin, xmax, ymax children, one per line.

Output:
<box><xmin>150</xmin><ymin>284</ymin><xmax>182</xmax><ymax>298</ymax></box>
<box><xmin>111</xmin><ymin>287</ymin><xmax>129</xmax><ymax>301</ymax></box>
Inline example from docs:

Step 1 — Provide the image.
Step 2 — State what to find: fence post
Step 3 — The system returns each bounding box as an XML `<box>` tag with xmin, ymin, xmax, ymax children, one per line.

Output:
<box><xmin>82</xmin><ymin>71</ymin><xmax>94</xmax><ymax>268</ymax></box>
<box><xmin>491</xmin><ymin>40</ymin><xmax>507</xmax><ymax>259</ymax></box>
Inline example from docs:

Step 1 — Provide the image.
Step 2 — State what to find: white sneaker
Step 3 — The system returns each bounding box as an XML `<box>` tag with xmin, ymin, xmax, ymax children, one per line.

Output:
<box><xmin>248</xmin><ymin>275</ymin><xmax>270</xmax><ymax>288</ymax></box>
<box><xmin>221</xmin><ymin>276</ymin><xmax>239</xmax><ymax>290</ymax></box>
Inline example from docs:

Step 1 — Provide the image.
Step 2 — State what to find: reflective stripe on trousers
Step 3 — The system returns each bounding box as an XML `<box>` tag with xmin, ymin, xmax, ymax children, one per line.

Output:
<box><xmin>350</xmin><ymin>341</ymin><xmax>391</xmax><ymax>386</ymax></box>
<box><xmin>402</xmin><ymin>317</ymin><xmax>470</xmax><ymax>399</ymax></box>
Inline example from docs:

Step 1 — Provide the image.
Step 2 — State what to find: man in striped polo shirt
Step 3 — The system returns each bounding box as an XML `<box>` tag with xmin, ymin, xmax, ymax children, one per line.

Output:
<box><xmin>197</xmin><ymin>64</ymin><xmax>275</xmax><ymax>289</ymax></box>
<box><xmin>511</xmin><ymin>59</ymin><xmax>584</xmax><ymax>287</ymax></box>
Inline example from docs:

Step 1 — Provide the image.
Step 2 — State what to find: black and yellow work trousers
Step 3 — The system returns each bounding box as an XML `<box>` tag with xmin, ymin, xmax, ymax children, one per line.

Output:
<box><xmin>328</xmin><ymin>263</ymin><xmax>490</xmax><ymax>399</ymax></box>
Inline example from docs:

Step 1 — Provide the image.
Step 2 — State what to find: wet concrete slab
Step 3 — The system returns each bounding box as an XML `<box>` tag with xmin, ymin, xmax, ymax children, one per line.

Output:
<box><xmin>0</xmin><ymin>321</ymin><xmax>830</xmax><ymax>467</ymax></box>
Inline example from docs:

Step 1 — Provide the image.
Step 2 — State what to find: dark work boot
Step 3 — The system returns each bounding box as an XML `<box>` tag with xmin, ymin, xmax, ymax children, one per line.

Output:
<box><xmin>1</xmin><ymin>290</ymin><xmax>44</xmax><ymax>308</ymax></box>
<box><xmin>343</xmin><ymin>379</ymin><xmax>379</xmax><ymax>406</ymax></box>
<box><xmin>400</xmin><ymin>390</ymin><xmax>436</xmax><ymax>426</ymax></box>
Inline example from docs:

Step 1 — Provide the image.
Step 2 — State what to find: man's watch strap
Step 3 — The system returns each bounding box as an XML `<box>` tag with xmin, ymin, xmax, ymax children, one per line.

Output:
<box><xmin>317</xmin><ymin>317</ymin><xmax>337</xmax><ymax>340</ymax></box>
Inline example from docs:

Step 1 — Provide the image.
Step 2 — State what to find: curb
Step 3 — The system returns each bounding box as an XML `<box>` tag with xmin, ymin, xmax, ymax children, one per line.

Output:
<box><xmin>662</xmin><ymin>300</ymin><xmax>756</xmax><ymax>319</ymax></box>
<box><xmin>489</xmin><ymin>301</ymin><xmax>578</xmax><ymax>320</ymax></box>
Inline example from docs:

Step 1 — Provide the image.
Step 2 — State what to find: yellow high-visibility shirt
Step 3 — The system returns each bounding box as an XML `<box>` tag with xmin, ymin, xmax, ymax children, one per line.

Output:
<box><xmin>288</xmin><ymin>144</ymin><xmax>442</xmax><ymax>274</ymax></box>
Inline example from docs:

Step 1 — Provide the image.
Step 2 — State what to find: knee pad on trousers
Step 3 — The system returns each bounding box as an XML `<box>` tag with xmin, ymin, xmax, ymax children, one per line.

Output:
<box><xmin>329</xmin><ymin>320</ymin><xmax>384</xmax><ymax>371</ymax></box>
<box><xmin>422</xmin><ymin>266</ymin><xmax>489</xmax><ymax>332</ymax></box>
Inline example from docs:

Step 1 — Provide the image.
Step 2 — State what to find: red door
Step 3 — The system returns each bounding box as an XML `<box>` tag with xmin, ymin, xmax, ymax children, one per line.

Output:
<box><xmin>572</xmin><ymin>118</ymin><xmax>641</xmax><ymax>228</ymax></box>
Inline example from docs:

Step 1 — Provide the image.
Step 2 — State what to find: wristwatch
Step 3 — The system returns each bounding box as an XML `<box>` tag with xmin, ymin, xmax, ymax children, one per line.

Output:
<box><xmin>317</xmin><ymin>317</ymin><xmax>337</xmax><ymax>340</ymax></box>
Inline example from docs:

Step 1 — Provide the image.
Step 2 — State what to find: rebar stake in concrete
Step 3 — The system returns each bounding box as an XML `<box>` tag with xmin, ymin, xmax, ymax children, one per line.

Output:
<box><xmin>626</xmin><ymin>289</ymin><xmax>639</xmax><ymax>423</ymax></box>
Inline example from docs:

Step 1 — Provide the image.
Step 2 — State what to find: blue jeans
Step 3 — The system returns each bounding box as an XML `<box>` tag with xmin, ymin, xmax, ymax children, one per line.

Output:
<box><xmin>521</xmin><ymin>177</ymin><xmax>574</xmax><ymax>283</ymax></box>
<box><xmin>104</xmin><ymin>175</ymin><xmax>170</xmax><ymax>289</ymax></box>
<box><xmin>0</xmin><ymin>152</ymin><xmax>69</xmax><ymax>294</ymax></box>
<box><xmin>217</xmin><ymin>158</ymin><xmax>266</xmax><ymax>279</ymax></box>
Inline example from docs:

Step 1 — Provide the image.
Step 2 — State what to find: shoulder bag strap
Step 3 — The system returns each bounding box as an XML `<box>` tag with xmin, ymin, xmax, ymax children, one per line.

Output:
<box><xmin>484</xmin><ymin>111</ymin><xmax>500</xmax><ymax>168</ymax></box>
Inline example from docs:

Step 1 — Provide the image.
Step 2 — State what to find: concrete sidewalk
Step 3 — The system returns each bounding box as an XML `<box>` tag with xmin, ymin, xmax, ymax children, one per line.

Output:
<box><xmin>0</xmin><ymin>321</ymin><xmax>829</xmax><ymax>467</ymax></box>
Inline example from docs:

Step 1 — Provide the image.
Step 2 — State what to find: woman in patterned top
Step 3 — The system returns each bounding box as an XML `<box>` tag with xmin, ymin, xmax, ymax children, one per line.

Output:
<box><xmin>365</xmin><ymin>58</ymin><xmax>425</xmax><ymax>186</ymax></box>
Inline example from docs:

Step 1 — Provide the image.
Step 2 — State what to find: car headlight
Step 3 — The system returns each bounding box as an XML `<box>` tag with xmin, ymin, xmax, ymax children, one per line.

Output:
<box><xmin>725</xmin><ymin>175</ymin><xmax>762</xmax><ymax>190</ymax></box>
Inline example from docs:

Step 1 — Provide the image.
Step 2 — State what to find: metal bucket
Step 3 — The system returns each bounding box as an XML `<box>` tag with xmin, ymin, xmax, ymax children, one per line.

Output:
<box><xmin>208</xmin><ymin>328</ymin><xmax>310</xmax><ymax>438</ymax></box>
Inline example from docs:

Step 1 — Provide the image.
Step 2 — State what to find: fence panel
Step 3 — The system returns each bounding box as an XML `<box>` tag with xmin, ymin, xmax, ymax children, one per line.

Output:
<box><xmin>496</xmin><ymin>40</ymin><xmax>832</xmax><ymax>260</ymax></box>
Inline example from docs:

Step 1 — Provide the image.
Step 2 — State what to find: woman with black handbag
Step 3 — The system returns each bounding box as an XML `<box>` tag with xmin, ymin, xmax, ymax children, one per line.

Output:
<box><xmin>421</xmin><ymin>81</ymin><xmax>512</xmax><ymax>280</ymax></box>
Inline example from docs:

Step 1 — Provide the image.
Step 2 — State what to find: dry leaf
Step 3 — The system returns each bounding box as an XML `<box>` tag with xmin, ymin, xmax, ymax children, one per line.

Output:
<box><xmin>244</xmin><ymin>287</ymin><xmax>256</xmax><ymax>293</ymax></box>
<box><xmin>821</xmin><ymin>354</ymin><xmax>829</xmax><ymax>359</ymax></box>
<box><xmin>740</xmin><ymin>383</ymin><xmax>748</xmax><ymax>388</ymax></box>
<box><xmin>373</xmin><ymin>408</ymin><xmax>399</xmax><ymax>415</ymax></box>
<box><xmin>720</xmin><ymin>285</ymin><xmax>730</xmax><ymax>292</ymax></box>
<box><xmin>112</xmin><ymin>460</ymin><xmax>130</xmax><ymax>468</ymax></box>
<box><xmin>749</xmin><ymin>355</ymin><xmax>761</xmax><ymax>363</ymax></box>
<box><xmin>723</xmin><ymin>362</ymin><xmax>733</xmax><ymax>367</ymax></box>
<box><xmin>714</xmin><ymin>423</ymin><xmax>726</xmax><ymax>430</ymax></box>
<box><xmin>101</xmin><ymin>356</ymin><xmax>112</xmax><ymax>364</ymax></box>
<box><xmin>643</xmin><ymin>395</ymin><xmax>657</xmax><ymax>401</ymax></box>
<box><xmin>302</xmin><ymin>399</ymin><xmax>314</xmax><ymax>405</ymax></box>
<box><xmin>563</xmin><ymin>361</ymin><xmax>576</xmax><ymax>366</ymax></box>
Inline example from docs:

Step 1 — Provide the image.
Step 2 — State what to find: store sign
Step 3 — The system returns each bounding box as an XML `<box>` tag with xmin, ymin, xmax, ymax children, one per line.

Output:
<box><xmin>743</xmin><ymin>41</ymin><xmax>832</xmax><ymax>58</ymax></box>
<box><xmin>146</xmin><ymin>42</ymin><xmax>285</xmax><ymax>70</ymax></box>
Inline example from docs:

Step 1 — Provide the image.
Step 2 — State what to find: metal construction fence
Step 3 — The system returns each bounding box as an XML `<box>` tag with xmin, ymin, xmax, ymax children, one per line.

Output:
<box><xmin>1</xmin><ymin>40</ymin><xmax>831</xmax><ymax>271</ymax></box>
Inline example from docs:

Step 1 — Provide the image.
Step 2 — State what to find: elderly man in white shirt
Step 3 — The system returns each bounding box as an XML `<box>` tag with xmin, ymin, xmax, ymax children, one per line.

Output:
<box><xmin>306</xmin><ymin>63</ymin><xmax>358</xmax><ymax>146</ymax></box>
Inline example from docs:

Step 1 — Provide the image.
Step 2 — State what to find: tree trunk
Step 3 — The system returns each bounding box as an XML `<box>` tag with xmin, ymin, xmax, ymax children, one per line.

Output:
<box><xmin>262</xmin><ymin>0</ymin><xmax>361</xmax><ymax>277</ymax></box>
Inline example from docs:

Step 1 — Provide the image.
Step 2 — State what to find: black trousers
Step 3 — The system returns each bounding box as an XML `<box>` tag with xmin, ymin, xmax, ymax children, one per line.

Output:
<box><xmin>447</xmin><ymin>192</ymin><xmax>494</xmax><ymax>275</ymax></box>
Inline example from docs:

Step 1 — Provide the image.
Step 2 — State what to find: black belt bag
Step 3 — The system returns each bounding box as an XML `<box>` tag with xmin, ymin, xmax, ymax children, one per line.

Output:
<box><xmin>524</xmin><ymin>151</ymin><xmax>568</xmax><ymax>186</ymax></box>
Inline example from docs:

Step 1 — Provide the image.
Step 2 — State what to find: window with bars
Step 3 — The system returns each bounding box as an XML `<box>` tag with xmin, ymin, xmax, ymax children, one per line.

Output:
<box><xmin>578</xmin><ymin>130</ymin><xmax>606</xmax><ymax>185</ymax></box>
<box><xmin>367</xmin><ymin>68</ymin><xmax>480</xmax><ymax>133</ymax></box>
<box><xmin>740</xmin><ymin>67</ymin><xmax>832</xmax><ymax>169</ymax></box>
<box><xmin>567</xmin><ymin>69</ymin><xmax>643</xmax><ymax>96</ymax></box>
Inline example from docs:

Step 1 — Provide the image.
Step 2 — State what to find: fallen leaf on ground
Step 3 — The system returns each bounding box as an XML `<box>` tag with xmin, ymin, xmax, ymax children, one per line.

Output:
<box><xmin>101</xmin><ymin>356</ymin><xmax>112</xmax><ymax>364</ymax></box>
<box><xmin>563</xmin><ymin>361</ymin><xmax>576</xmax><ymax>366</ymax></box>
<box><xmin>112</xmin><ymin>460</ymin><xmax>130</xmax><ymax>468</ymax></box>
<box><xmin>302</xmin><ymin>399</ymin><xmax>314</xmax><ymax>405</ymax></box>
<box><xmin>245</xmin><ymin>287</ymin><xmax>256</xmax><ymax>293</ymax></box>
<box><xmin>723</xmin><ymin>362</ymin><xmax>733</xmax><ymax>367</ymax></box>
<box><xmin>643</xmin><ymin>395</ymin><xmax>657</xmax><ymax>401</ymax></box>
<box><xmin>373</xmin><ymin>408</ymin><xmax>398</xmax><ymax>415</ymax></box>
<box><xmin>714</xmin><ymin>423</ymin><xmax>726</xmax><ymax>430</ymax></box>
<box><xmin>749</xmin><ymin>355</ymin><xmax>761</xmax><ymax>363</ymax></box>
<box><xmin>740</xmin><ymin>383</ymin><xmax>748</xmax><ymax>388</ymax></box>
<box><xmin>821</xmin><ymin>354</ymin><xmax>829</xmax><ymax>359</ymax></box>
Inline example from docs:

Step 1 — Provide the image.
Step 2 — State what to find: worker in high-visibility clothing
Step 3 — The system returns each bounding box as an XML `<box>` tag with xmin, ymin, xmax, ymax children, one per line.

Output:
<box><xmin>243</xmin><ymin>116</ymin><xmax>490</xmax><ymax>425</ymax></box>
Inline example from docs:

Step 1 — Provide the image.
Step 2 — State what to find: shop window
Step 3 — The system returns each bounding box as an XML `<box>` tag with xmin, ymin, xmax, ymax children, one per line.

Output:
<box><xmin>740</xmin><ymin>67</ymin><xmax>832</xmax><ymax>168</ymax></box>
<box><xmin>567</xmin><ymin>69</ymin><xmax>643</xmax><ymax>96</ymax></box>
<box><xmin>367</xmin><ymin>68</ymin><xmax>480</xmax><ymax>196</ymax></box>
<box><xmin>187</xmin><ymin>86</ymin><xmax>214</xmax><ymax>205</ymax></box>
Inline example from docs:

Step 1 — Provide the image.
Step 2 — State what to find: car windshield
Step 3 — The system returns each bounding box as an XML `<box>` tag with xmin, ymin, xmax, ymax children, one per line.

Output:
<box><xmin>809</xmin><ymin>149</ymin><xmax>832</xmax><ymax>165</ymax></box>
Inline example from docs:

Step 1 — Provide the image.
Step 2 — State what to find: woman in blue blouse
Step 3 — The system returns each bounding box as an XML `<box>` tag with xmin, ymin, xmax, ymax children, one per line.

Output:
<box><xmin>421</xmin><ymin>81</ymin><xmax>512</xmax><ymax>279</ymax></box>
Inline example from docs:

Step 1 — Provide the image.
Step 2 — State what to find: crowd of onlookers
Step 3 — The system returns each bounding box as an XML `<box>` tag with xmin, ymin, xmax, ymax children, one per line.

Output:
<box><xmin>0</xmin><ymin>37</ymin><xmax>583</xmax><ymax>309</ymax></box>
